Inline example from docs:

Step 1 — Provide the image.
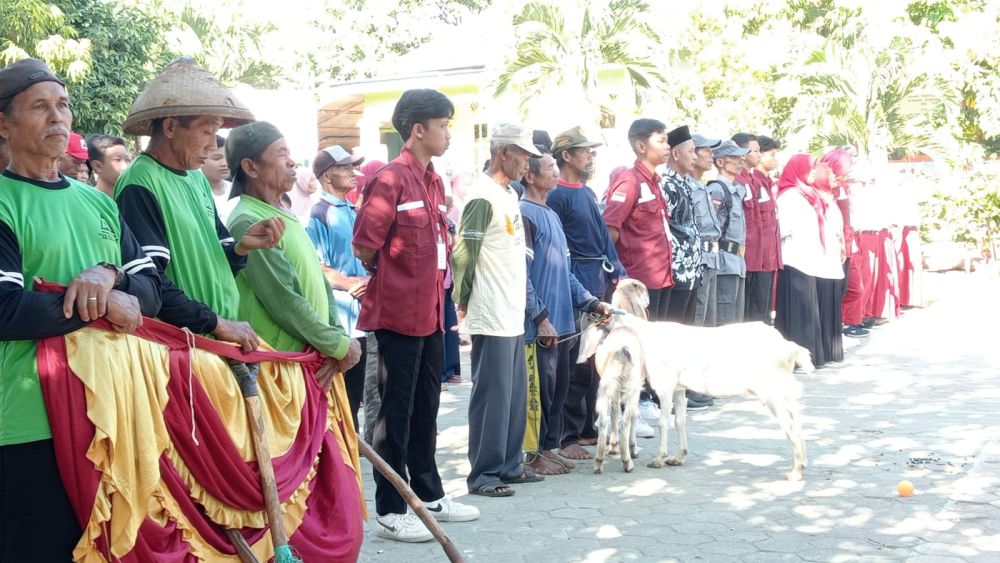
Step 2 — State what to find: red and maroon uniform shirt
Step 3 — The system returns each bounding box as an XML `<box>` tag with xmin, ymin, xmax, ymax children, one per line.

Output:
<box><xmin>353</xmin><ymin>148</ymin><xmax>450</xmax><ymax>336</ymax></box>
<box><xmin>602</xmin><ymin>161</ymin><xmax>673</xmax><ymax>290</ymax></box>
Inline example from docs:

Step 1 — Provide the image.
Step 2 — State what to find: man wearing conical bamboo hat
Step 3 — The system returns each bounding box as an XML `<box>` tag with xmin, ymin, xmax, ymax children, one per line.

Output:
<box><xmin>115</xmin><ymin>58</ymin><xmax>285</xmax><ymax>348</ymax></box>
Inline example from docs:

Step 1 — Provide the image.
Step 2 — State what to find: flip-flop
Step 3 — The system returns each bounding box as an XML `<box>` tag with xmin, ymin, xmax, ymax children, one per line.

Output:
<box><xmin>469</xmin><ymin>483</ymin><xmax>515</xmax><ymax>497</ymax></box>
<box><xmin>502</xmin><ymin>469</ymin><xmax>545</xmax><ymax>484</ymax></box>
<box><xmin>541</xmin><ymin>451</ymin><xmax>575</xmax><ymax>470</ymax></box>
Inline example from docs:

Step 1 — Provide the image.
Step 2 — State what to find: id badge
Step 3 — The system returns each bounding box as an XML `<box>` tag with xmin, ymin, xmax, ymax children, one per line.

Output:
<box><xmin>437</xmin><ymin>238</ymin><xmax>447</xmax><ymax>270</ymax></box>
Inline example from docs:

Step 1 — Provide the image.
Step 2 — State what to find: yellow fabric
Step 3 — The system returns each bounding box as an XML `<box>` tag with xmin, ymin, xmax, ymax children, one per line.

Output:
<box><xmin>522</xmin><ymin>342</ymin><xmax>541</xmax><ymax>453</ymax></box>
<box><xmin>188</xmin><ymin>341</ymin><xmax>305</xmax><ymax>459</ymax></box>
<box><xmin>62</xmin><ymin>327</ymin><xmax>363</xmax><ymax>562</ymax></box>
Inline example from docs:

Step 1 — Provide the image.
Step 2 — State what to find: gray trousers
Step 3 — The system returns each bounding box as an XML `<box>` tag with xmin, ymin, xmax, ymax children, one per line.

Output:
<box><xmin>467</xmin><ymin>334</ymin><xmax>527</xmax><ymax>492</ymax></box>
<box><xmin>362</xmin><ymin>331</ymin><xmax>380</xmax><ymax>445</ymax></box>
<box><xmin>717</xmin><ymin>274</ymin><xmax>746</xmax><ymax>325</ymax></box>
<box><xmin>695</xmin><ymin>267</ymin><xmax>718</xmax><ymax>327</ymax></box>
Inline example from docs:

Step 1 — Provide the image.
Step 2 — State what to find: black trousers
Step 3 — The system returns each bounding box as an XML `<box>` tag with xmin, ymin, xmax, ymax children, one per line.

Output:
<box><xmin>745</xmin><ymin>271</ymin><xmax>775</xmax><ymax>323</ymax></box>
<box><xmin>372</xmin><ymin>329</ymin><xmax>446</xmax><ymax>515</ymax></box>
<box><xmin>664</xmin><ymin>287</ymin><xmax>697</xmax><ymax>324</ymax></box>
<box><xmin>816</xmin><ymin>277</ymin><xmax>845</xmax><ymax>364</ymax></box>
<box><xmin>536</xmin><ymin>339</ymin><xmax>573</xmax><ymax>452</ymax></box>
<box><xmin>0</xmin><ymin>439</ymin><xmax>81</xmax><ymax>561</ymax></box>
<box><xmin>646</xmin><ymin>286</ymin><xmax>672</xmax><ymax>321</ymax></box>
<box><xmin>441</xmin><ymin>287</ymin><xmax>461</xmax><ymax>381</ymax></box>
<box><xmin>561</xmin><ymin>333</ymin><xmax>599</xmax><ymax>446</ymax></box>
<box><xmin>343</xmin><ymin>336</ymin><xmax>367</xmax><ymax>431</ymax></box>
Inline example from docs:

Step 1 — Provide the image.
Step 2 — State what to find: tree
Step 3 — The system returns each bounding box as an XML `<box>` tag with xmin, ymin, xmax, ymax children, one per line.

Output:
<box><xmin>783</xmin><ymin>38</ymin><xmax>958</xmax><ymax>160</ymax></box>
<box><xmin>58</xmin><ymin>0</ymin><xmax>174</xmax><ymax>136</ymax></box>
<box><xmin>493</xmin><ymin>0</ymin><xmax>666</xmax><ymax>121</ymax></box>
<box><xmin>168</xmin><ymin>5</ymin><xmax>284</xmax><ymax>89</ymax></box>
<box><xmin>0</xmin><ymin>0</ymin><xmax>90</xmax><ymax>81</ymax></box>
<box><xmin>293</xmin><ymin>0</ymin><xmax>491</xmax><ymax>88</ymax></box>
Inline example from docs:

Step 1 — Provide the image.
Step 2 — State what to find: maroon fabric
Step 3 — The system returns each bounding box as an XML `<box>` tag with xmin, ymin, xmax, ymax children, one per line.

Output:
<box><xmin>739</xmin><ymin>168</ymin><xmax>781</xmax><ymax>273</ymax></box>
<box><xmin>603</xmin><ymin>161</ymin><xmax>673</xmax><ymax>289</ymax></box>
<box><xmin>34</xmin><ymin>281</ymin><xmax>363</xmax><ymax>562</ymax></box>
<box><xmin>899</xmin><ymin>226</ymin><xmax>919</xmax><ymax>307</ymax></box>
<box><xmin>841</xmin><ymin>256</ymin><xmax>866</xmax><ymax>326</ymax></box>
<box><xmin>737</xmin><ymin>169</ymin><xmax>762</xmax><ymax>271</ymax></box>
<box><xmin>353</xmin><ymin>148</ymin><xmax>449</xmax><ymax>336</ymax></box>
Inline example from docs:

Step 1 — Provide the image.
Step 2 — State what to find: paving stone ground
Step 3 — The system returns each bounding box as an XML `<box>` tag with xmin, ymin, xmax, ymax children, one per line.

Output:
<box><xmin>357</xmin><ymin>270</ymin><xmax>1000</xmax><ymax>562</ymax></box>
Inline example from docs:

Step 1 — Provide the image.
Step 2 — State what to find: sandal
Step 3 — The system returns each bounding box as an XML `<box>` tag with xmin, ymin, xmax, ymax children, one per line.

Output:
<box><xmin>502</xmin><ymin>469</ymin><xmax>544</xmax><ymax>484</ymax></box>
<box><xmin>525</xmin><ymin>453</ymin><xmax>567</xmax><ymax>475</ymax></box>
<box><xmin>541</xmin><ymin>450</ymin><xmax>575</xmax><ymax>470</ymax></box>
<box><xmin>470</xmin><ymin>483</ymin><xmax>515</xmax><ymax>497</ymax></box>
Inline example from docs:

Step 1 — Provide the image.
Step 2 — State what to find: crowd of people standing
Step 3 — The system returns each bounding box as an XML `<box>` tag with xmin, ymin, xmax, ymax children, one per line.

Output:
<box><xmin>0</xmin><ymin>52</ymin><xmax>922</xmax><ymax>561</ymax></box>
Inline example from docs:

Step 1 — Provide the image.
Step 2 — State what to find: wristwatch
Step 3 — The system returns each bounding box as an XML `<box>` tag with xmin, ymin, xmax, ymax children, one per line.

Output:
<box><xmin>98</xmin><ymin>261</ymin><xmax>125</xmax><ymax>288</ymax></box>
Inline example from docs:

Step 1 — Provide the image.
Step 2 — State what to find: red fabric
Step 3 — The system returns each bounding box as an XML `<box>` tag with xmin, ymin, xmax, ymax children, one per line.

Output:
<box><xmin>841</xmin><ymin>255</ymin><xmax>866</xmax><ymax>325</ymax></box>
<box><xmin>898</xmin><ymin>226</ymin><xmax>920</xmax><ymax>307</ymax></box>
<box><xmin>737</xmin><ymin>169</ymin><xmax>761</xmax><ymax>271</ymax></box>
<box><xmin>34</xmin><ymin>282</ymin><xmax>362</xmax><ymax>562</ymax></box>
<box><xmin>858</xmin><ymin>230</ymin><xmax>899</xmax><ymax>320</ymax></box>
<box><xmin>602</xmin><ymin>161</ymin><xmax>673</xmax><ymax>289</ymax></box>
<box><xmin>884</xmin><ymin>230</ymin><xmax>902</xmax><ymax>318</ymax></box>
<box><xmin>353</xmin><ymin>148</ymin><xmax>449</xmax><ymax>336</ymax></box>
<box><xmin>778</xmin><ymin>154</ymin><xmax>828</xmax><ymax>250</ymax></box>
<box><xmin>739</xmin><ymin>168</ymin><xmax>781</xmax><ymax>272</ymax></box>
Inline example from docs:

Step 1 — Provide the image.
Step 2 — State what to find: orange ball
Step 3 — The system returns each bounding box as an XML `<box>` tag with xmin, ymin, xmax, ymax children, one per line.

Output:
<box><xmin>897</xmin><ymin>480</ymin><xmax>914</xmax><ymax>497</ymax></box>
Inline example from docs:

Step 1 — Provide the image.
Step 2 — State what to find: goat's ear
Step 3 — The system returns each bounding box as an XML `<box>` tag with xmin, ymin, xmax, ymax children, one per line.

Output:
<box><xmin>576</xmin><ymin>325</ymin><xmax>601</xmax><ymax>363</ymax></box>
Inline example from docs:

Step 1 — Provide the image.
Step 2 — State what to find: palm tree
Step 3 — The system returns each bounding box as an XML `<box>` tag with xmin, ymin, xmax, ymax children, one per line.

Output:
<box><xmin>170</xmin><ymin>5</ymin><xmax>284</xmax><ymax>89</ymax></box>
<box><xmin>787</xmin><ymin>38</ymin><xmax>958</xmax><ymax>160</ymax></box>
<box><xmin>493</xmin><ymin>0</ymin><xmax>666</xmax><ymax>122</ymax></box>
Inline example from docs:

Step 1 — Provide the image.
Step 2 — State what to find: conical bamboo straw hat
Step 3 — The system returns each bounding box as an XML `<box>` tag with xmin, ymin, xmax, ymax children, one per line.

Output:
<box><xmin>123</xmin><ymin>58</ymin><xmax>255</xmax><ymax>136</ymax></box>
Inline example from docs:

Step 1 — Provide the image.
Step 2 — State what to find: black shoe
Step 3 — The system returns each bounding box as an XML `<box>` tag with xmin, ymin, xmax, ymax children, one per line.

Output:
<box><xmin>686</xmin><ymin>390</ymin><xmax>714</xmax><ymax>403</ymax></box>
<box><xmin>843</xmin><ymin>325</ymin><xmax>871</xmax><ymax>338</ymax></box>
<box><xmin>685</xmin><ymin>400</ymin><xmax>710</xmax><ymax>411</ymax></box>
<box><xmin>862</xmin><ymin>317</ymin><xmax>878</xmax><ymax>329</ymax></box>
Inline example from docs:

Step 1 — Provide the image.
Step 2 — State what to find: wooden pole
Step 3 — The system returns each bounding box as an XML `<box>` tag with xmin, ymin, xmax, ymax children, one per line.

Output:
<box><xmin>228</xmin><ymin>360</ymin><xmax>298</xmax><ymax>562</ymax></box>
<box><xmin>224</xmin><ymin>529</ymin><xmax>259</xmax><ymax>563</ymax></box>
<box><xmin>357</xmin><ymin>439</ymin><xmax>465</xmax><ymax>563</ymax></box>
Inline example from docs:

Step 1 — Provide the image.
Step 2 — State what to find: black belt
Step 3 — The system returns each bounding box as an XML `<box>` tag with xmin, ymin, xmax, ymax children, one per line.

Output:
<box><xmin>720</xmin><ymin>239</ymin><xmax>745</xmax><ymax>257</ymax></box>
<box><xmin>700</xmin><ymin>240</ymin><xmax>719</xmax><ymax>253</ymax></box>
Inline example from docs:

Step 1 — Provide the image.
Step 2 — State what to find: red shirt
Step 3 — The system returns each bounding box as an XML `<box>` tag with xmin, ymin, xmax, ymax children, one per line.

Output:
<box><xmin>353</xmin><ymin>148</ymin><xmax>450</xmax><ymax>336</ymax></box>
<box><xmin>739</xmin><ymin>169</ymin><xmax>781</xmax><ymax>272</ymax></box>
<box><xmin>602</xmin><ymin>161</ymin><xmax>673</xmax><ymax>289</ymax></box>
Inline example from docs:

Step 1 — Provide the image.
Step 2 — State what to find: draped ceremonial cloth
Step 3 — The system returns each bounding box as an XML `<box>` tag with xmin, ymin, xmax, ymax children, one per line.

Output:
<box><xmin>34</xmin><ymin>284</ymin><xmax>364</xmax><ymax>562</ymax></box>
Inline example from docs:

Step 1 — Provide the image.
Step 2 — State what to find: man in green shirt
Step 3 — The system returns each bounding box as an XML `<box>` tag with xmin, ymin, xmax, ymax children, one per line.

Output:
<box><xmin>224</xmin><ymin>122</ymin><xmax>361</xmax><ymax>388</ymax></box>
<box><xmin>115</xmin><ymin>59</ymin><xmax>284</xmax><ymax>349</ymax></box>
<box><xmin>0</xmin><ymin>58</ymin><xmax>161</xmax><ymax>561</ymax></box>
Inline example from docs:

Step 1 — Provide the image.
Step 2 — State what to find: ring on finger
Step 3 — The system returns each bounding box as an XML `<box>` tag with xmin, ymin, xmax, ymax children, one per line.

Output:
<box><xmin>87</xmin><ymin>296</ymin><xmax>98</xmax><ymax>301</ymax></box>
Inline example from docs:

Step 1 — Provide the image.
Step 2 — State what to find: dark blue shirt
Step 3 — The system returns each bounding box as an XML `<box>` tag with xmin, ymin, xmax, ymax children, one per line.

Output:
<box><xmin>521</xmin><ymin>200</ymin><xmax>596</xmax><ymax>340</ymax></box>
<box><xmin>545</xmin><ymin>181</ymin><xmax>625</xmax><ymax>299</ymax></box>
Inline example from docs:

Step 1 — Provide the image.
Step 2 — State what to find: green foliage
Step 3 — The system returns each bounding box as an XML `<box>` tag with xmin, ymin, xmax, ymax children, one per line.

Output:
<box><xmin>0</xmin><ymin>0</ymin><xmax>90</xmax><ymax>80</ymax></box>
<box><xmin>495</xmin><ymin>0</ymin><xmax>665</xmax><ymax>118</ymax></box>
<box><xmin>296</xmin><ymin>0</ymin><xmax>490</xmax><ymax>88</ymax></box>
<box><xmin>170</xmin><ymin>5</ymin><xmax>284</xmax><ymax>88</ymax></box>
<box><xmin>57</xmin><ymin>0</ymin><xmax>173</xmax><ymax>136</ymax></box>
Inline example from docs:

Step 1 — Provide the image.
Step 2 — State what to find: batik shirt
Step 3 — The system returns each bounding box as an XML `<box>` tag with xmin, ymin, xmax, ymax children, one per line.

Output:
<box><xmin>661</xmin><ymin>167</ymin><xmax>703</xmax><ymax>291</ymax></box>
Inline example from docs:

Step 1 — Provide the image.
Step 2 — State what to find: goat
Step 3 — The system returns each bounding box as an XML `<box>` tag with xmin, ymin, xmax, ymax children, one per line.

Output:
<box><xmin>578</xmin><ymin>281</ymin><xmax>813</xmax><ymax>481</ymax></box>
<box><xmin>590</xmin><ymin>322</ymin><xmax>644</xmax><ymax>473</ymax></box>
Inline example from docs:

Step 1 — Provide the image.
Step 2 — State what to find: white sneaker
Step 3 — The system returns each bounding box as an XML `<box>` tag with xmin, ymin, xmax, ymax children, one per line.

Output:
<box><xmin>634</xmin><ymin>417</ymin><xmax>656</xmax><ymax>439</ymax></box>
<box><xmin>638</xmin><ymin>399</ymin><xmax>661</xmax><ymax>425</ymax></box>
<box><xmin>375</xmin><ymin>512</ymin><xmax>434</xmax><ymax>543</ymax></box>
<box><xmin>424</xmin><ymin>496</ymin><xmax>480</xmax><ymax>522</ymax></box>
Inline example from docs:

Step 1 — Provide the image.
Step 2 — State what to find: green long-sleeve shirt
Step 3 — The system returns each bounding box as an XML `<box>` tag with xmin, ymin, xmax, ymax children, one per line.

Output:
<box><xmin>227</xmin><ymin>196</ymin><xmax>350</xmax><ymax>359</ymax></box>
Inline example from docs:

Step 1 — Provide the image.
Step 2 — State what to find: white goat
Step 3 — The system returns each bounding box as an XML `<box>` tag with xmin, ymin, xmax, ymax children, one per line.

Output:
<box><xmin>590</xmin><ymin>322</ymin><xmax>644</xmax><ymax>473</ymax></box>
<box><xmin>579</xmin><ymin>281</ymin><xmax>813</xmax><ymax>480</ymax></box>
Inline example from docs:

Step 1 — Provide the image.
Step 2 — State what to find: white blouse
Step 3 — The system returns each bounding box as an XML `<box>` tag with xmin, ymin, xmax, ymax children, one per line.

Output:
<box><xmin>777</xmin><ymin>189</ymin><xmax>845</xmax><ymax>279</ymax></box>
